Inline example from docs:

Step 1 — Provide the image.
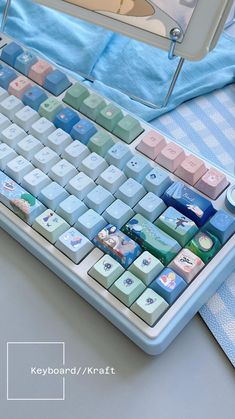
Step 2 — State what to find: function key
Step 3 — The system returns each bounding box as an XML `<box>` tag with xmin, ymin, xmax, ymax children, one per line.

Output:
<box><xmin>131</xmin><ymin>288</ymin><xmax>169</xmax><ymax>326</ymax></box>
<box><xmin>88</xmin><ymin>131</ymin><xmax>114</xmax><ymax>157</ymax></box>
<box><xmin>70</xmin><ymin>119</ymin><xmax>97</xmax><ymax>145</ymax></box>
<box><xmin>195</xmin><ymin>167</ymin><xmax>229</xmax><ymax>199</ymax></box>
<box><xmin>129</xmin><ymin>251</ymin><xmax>164</xmax><ymax>286</ymax></box>
<box><xmin>175</xmin><ymin>155</ymin><xmax>207</xmax><ymax>185</ymax></box>
<box><xmin>39</xmin><ymin>97</ymin><xmax>63</xmax><ymax>122</ymax></box>
<box><xmin>55</xmin><ymin>227</ymin><xmax>93</xmax><ymax>264</ymax></box>
<box><xmin>162</xmin><ymin>181</ymin><xmax>216</xmax><ymax>227</ymax></box>
<box><xmin>1</xmin><ymin>42</ymin><xmax>24</xmax><ymax>67</ymax></box>
<box><xmin>54</xmin><ymin>107</ymin><xmax>80</xmax><ymax>133</ymax></box>
<box><xmin>0</xmin><ymin>66</ymin><xmax>17</xmax><ymax>90</ymax></box>
<box><xmin>93</xmin><ymin>224</ymin><xmax>142</xmax><ymax>269</ymax></box>
<box><xmin>150</xmin><ymin>268</ymin><xmax>187</xmax><ymax>305</ymax></box>
<box><xmin>110</xmin><ymin>272</ymin><xmax>145</xmax><ymax>307</ymax></box>
<box><xmin>169</xmin><ymin>248</ymin><xmax>204</xmax><ymax>283</ymax></box>
<box><xmin>8</xmin><ymin>75</ymin><xmax>32</xmax><ymax>99</ymax></box>
<box><xmin>113</xmin><ymin>115</ymin><xmax>144</xmax><ymax>144</ymax></box>
<box><xmin>14</xmin><ymin>51</ymin><xmax>38</xmax><ymax>75</ymax></box>
<box><xmin>156</xmin><ymin>142</ymin><xmax>186</xmax><ymax>172</ymax></box>
<box><xmin>137</xmin><ymin>130</ymin><xmax>167</xmax><ymax>160</ymax></box>
<box><xmin>204</xmin><ymin>210</ymin><xmax>235</xmax><ymax>244</ymax></box>
<box><xmin>186</xmin><ymin>231</ymin><xmax>221</xmax><ymax>264</ymax></box>
<box><xmin>28</xmin><ymin>60</ymin><xmax>53</xmax><ymax>85</ymax></box>
<box><xmin>22</xmin><ymin>86</ymin><xmax>48</xmax><ymax>111</ymax></box>
<box><xmin>89</xmin><ymin>255</ymin><xmax>124</xmax><ymax>289</ymax></box>
<box><xmin>43</xmin><ymin>69</ymin><xmax>71</xmax><ymax>96</ymax></box>
<box><xmin>63</xmin><ymin>82</ymin><xmax>90</xmax><ymax>110</ymax></box>
<box><xmin>80</xmin><ymin>93</ymin><xmax>106</xmax><ymax>120</ymax></box>
<box><xmin>96</xmin><ymin>103</ymin><xmax>123</xmax><ymax>132</ymax></box>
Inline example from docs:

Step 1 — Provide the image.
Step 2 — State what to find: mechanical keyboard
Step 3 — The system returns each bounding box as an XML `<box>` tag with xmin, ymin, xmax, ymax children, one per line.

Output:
<box><xmin>0</xmin><ymin>34</ymin><xmax>234</xmax><ymax>355</ymax></box>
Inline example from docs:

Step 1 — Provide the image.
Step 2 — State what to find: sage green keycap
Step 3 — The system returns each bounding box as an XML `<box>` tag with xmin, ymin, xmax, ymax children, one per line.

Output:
<box><xmin>113</xmin><ymin>115</ymin><xmax>144</xmax><ymax>144</ymax></box>
<box><xmin>186</xmin><ymin>230</ymin><xmax>221</xmax><ymax>264</ymax></box>
<box><xmin>155</xmin><ymin>207</ymin><xmax>198</xmax><ymax>247</ymax></box>
<box><xmin>33</xmin><ymin>209</ymin><xmax>69</xmax><ymax>243</ymax></box>
<box><xmin>88</xmin><ymin>131</ymin><xmax>115</xmax><ymax>157</ymax></box>
<box><xmin>89</xmin><ymin>255</ymin><xmax>124</xmax><ymax>288</ymax></box>
<box><xmin>129</xmin><ymin>251</ymin><xmax>164</xmax><ymax>286</ymax></box>
<box><xmin>80</xmin><ymin>93</ymin><xmax>106</xmax><ymax>120</ymax></box>
<box><xmin>122</xmin><ymin>214</ymin><xmax>181</xmax><ymax>265</ymax></box>
<box><xmin>96</xmin><ymin>103</ymin><xmax>123</xmax><ymax>132</ymax></box>
<box><xmin>110</xmin><ymin>271</ymin><xmax>145</xmax><ymax>307</ymax></box>
<box><xmin>131</xmin><ymin>288</ymin><xmax>169</xmax><ymax>326</ymax></box>
<box><xmin>39</xmin><ymin>97</ymin><xmax>63</xmax><ymax>122</ymax></box>
<box><xmin>63</xmin><ymin>82</ymin><xmax>90</xmax><ymax>110</ymax></box>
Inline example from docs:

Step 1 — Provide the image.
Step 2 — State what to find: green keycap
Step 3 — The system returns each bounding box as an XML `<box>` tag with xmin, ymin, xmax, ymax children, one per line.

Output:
<box><xmin>33</xmin><ymin>209</ymin><xmax>69</xmax><ymax>244</ymax></box>
<box><xmin>96</xmin><ymin>103</ymin><xmax>123</xmax><ymax>132</ymax></box>
<box><xmin>186</xmin><ymin>230</ymin><xmax>221</xmax><ymax>264</ymax></box>
<box><xmin>89</xmin><ymin>255</ymin><xmax>124</xmax><ymax>289</ymax></box>
<box><xmin>122</xmin><ymin>214</ymin><xmax>181</xmax><ymax>265</ymax></box>
<box><xmin>110</xmin><ymin>271</ymin><xmax>145</xmax><ymax>307</ymax></box>
<box><xmin>80</xmin><ymin>93</ymin><xmax>106</xmax><ymax>120</ymax></box>
<box><xmin>63</xmin><ymin>82</ymin><xmax>90</xmax><ymax>110</ymax></box>
<box><xmin>129</xmin><ymin>251</ymin><xmax>164</xmax><ymax>286</ymax></box>
<box><xmin>39</xmin><ymin>97</ymin><xmax>63</xmax><ymax>121</ymax></box>
<box><xmin>113</xmin><ymin>115</ymin><xmax>144</xmax><ymax>144</ymax></box>
<box><xmin>131</xmin><ymin>288</ymin><xmax>169</xmax><ymax>326</ymax></box>
<box><xmin>88</xmin><ymin>131</ymin><xmax>115</xmax><ymax>157</ymax></box>
<box><xmin>155</xmin><ymin>207</ymin><xmax>199</xmax><ymax>247</ymax></box>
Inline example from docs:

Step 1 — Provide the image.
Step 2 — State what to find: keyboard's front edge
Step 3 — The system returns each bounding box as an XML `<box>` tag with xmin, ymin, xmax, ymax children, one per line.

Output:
<box><xmin>1</xmin><ymin>203</ymin><xmax>234</xmax><ymax>355</ymax></box>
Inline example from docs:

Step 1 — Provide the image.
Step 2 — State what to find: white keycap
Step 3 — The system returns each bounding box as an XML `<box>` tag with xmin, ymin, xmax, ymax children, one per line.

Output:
<box><xmin>16</xmin><ymin>135</ymin><xmax>43</xmax><ymax>161</ymax></box>
<box><xmin>66</xmin><ymin>172</ymin><xmax>95</xmax><ymax>200</ymax></box>
<box><xmin>0</xmin><ymin>113</ymin><xmax>11</xmax><ymax>131</ymax></box>
<box><xmin>0</xmin><ymin>143</ymin><xmax>17</xmax><ymax>170</ymax></box>
<box><xmin>32</xmin><ymin>147</ymin><xmax>60</xmax><ymax>173</ymax></box>
<box><xmin>22</xmin><ymin>168</ymin><xmax>51</xmax><ymax>197</ymax></box>
<box><xmin>97</xmin><ymin>165</ymin><xmax>126</xmax><ymax>193</ymax></box>
<box><xmin>46</xmin><ymin>129</ymin><xmax>72</xmax><ymax>154</ymax></box>
<box><xmin>79</xmin><ymin>152</ymin><xmax>108</xmax><ymax>180</ymax></box>
<box><xmin>0</xmin><ymin>95</ymin><xmax>24</xmax><ymax>119</ymax></box>
<box><xmin>13</xmin><ymin>106</ymin><xmax>40</xmax><ymax>131</ymax></box>
<box><xmin>62</xmin><ymin>140</ymin><xmax>90</xmax><ymax>168</ymax></box>
<box><xmin>5</xmin><ymin>155</ymin><xmax>34</xmax><ymax>183</ymax></box>
<box><xmin>49</xmin><ymin>159</ymin><xmax>77</xmax><ymax>187</ymax></box>
<box><xmin>1</xmin><ymin>123</ymin><xmax>26</xmax><ymax>148</ymax></box>
<box><xmin>29</xmin><ymin>117</ymin><xmax>55</xmax><ymax>143</ymax></box>
<box><xmin>0</xmin><ymin>86</ymin><xmax>9</xmax><ymax>101</ymax></box>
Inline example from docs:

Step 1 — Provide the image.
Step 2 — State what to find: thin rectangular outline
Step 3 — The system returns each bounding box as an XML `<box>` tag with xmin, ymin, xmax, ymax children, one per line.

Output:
<box><xmin>7</xmin><ymin>342</ymin><xmax>66</xmax><ymax>401</ymax></box>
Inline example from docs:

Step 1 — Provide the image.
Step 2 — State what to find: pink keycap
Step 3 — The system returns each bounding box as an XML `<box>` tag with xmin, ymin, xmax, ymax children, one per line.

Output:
<box><xmin>137</xmin><ymin>130</ymin><xmax>167</xmax><ymax>160</ymax></box>
<box><xmin>8</xmin><ymin>76</ymin><xmax>32</xmax><ymax>99</ymax></box>
<box><xmin>175</xmin><ymin>154</ymin><xmax>207</xmax><ymax>185</ymax></box>
<box><xmin>28</xmin><ymin>60</ymin><xmax>53</xmax><ymax>85</ymax></box>
<box><xmin>156</xmin><ymin>142</ymin><xmax>186</xmax><ymax>172</ymax></box>
<box><xmin>169</xmin><ymin>249</ymin><xmax>205</xmax><ymax>283</ymax></box>
<box><xmin>195</xmin><ymin>167</ymin><xmax>229</xmax><ymax>199</ymax></box>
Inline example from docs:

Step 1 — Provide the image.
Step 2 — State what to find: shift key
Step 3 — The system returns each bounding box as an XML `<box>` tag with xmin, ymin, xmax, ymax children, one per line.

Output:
<box><xmin>122</xmin><ymin>214</ymin><xmax>181</xmax><ymax>265</ymax></box>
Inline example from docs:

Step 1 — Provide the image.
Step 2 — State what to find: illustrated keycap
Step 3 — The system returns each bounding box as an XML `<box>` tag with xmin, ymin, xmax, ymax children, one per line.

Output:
<box><xmin>204</xmin><ymin>210</ymin><xmax>235</xmax><ymax>244</ymax></box>
<box><xmin>28</xmin><ymin>59</ymin><xmax>53</xmax><ymax>85</ymax></box>
<box><xmin>14</xmin><ymin>50</ymin><xmax>38</xmax><ymax>75</ymax></box>
<box><xmin>150</xmin><ymin>268</ymin><xmax>187</xmax><ymax>305</ymax></box>
<box><xmin>175</xmin><ymin>154</ymin><xmax>207</xmax><ymax>185</ymax></box>
<box><xmin>89</xmin><ymin>255</ymin><xmax>125</xmax><ymax>289</ymax></box>
<box><xmin>103</xmin><ymin>199</ymin><xmax>134</xmax><ymax>229</ymax></box>
<box><xmin>93</xmin><ymin>224</ymin><xmax>142</xmax><ymax>269</ymax></box>
<box><xmin>55</xmin><ymin>227</ymin><xmax>93</xmax><ymax>264</ymax></box>
<box><xmin>122</xmin><ymin>214</ymin><xmax>181</xmax><ymax>265</ymax></box>
<box><xmin>134</xmin><ymin>192</ymin><xmax>166</xmax><ymax>222</ymax></box>
<box><xmin>155</xmin><ymin>206</ymin><xmax>198</xmax><ymax>247</ymax></box>
<box><xmin>137</xmin><ymin>130</ymin><xmax>167</xmax><ymax>160</ymax></box>
<box><xmin>54</xmin><ymin>108</ymin><xmax>80</xmax><ymax>133</ymax></box>
<box><xmin>39</xmin><ymin>97</ymin><xmax>63</xmax><ymax>122</ymax></box>
<box><xmin>156</xmin><ymin>142</ymin><xmax>186</xmax><ymax>172</ymax></box>
<box><xmin>195</xmin><ymin>167</ymin><xmax>229</xmax><ymax>199</ymax></box>
<box><xmin>129</xmin><ymin>251</ymin><xmax>164</xmax><ymax>286</ymax></box>
<box><xmin>75</xmin><ymin>209</ymin><xmax>106</xmax><ymax>240</ymax></box>
<box><xmin>186</xmin><ymin>231</ymin><xmax>221</xmax><ymax>264</ymax></box>
<box><xmin>8</xmin><ymin>76</ymin><xmax>32</xmax><ymax>99</ymax></box>
<box><xmin>22</xmin><ymin>86</ymin><xmax>48</xmax><ymax>111</ymax></box>
<box><xmin>1</xmin><ymin>42</ymin><xmax>24</xmax><ymax>67</ymax></box>
<box><xmin>43</xmin><ymin>69</ymin><xmax>71</xmax><ymax>96</ymax></box>
<box><xmin>63</xmin><ymin>82</ymin><xmax>90</xmax><ymax>110</ymax></box>
<box><xmin>162</xmin><ymin>181</ymin><xmax>216</xmax><ymax>227</ymax></box>
<box><xmin>80</xmin><ymin>93</ymin><xmax>106</xmax><ymax>120</ymax></box>
<box><xmin>0</xmin><ymin>67</ymin><xmax>17</xmax><ymax>90</ymax></box>
<box><xmin>143</xmin><ymin>167</ymin><xmax>172</xmax><ymax>196</ymax></box>
<box><xmin>56</xmin><ymin>195</ymin><xmax>87</xmax><ymax>226</ymax></box>
<box><xmin>33</xmin><ymin>209</ymin><xmax>69</xmax><ymax>243</ymax></box>
<box><xmin>88</xmin><ymin>131</ymin><xmax>114</xmax><ymax>157</ymax></box>
<box><xmin>96</xmin><ymin>104</ymin><xmax>123</xmax><ymax>132</ymax></box>
<box><xmin>39</xmin><ymin>182</ymin><xmax>69</xmax><ymax>211</ymax></box>
<box><xmin>110</xmin><ymin>271</ymin><xmax>145</xmax><ymax>307</ymax></box>
<box><xmin>0</xmin><ymin>171</ymin><xmax>45</xmax><ymax>225</ymax></box>
<box><xmin>70</xmin><ymin>119</ymin><xmax>97</xmax><ymax>145</ymax></box>
<box><xmin>106</xmin><ymin>142</ymin><xmax>132</xmax><ymax>169</ymax></box>
<box><xmin>131</xmin><ymin>288</ymin><xmax>169</xmax><ymax>326</ymax></box>
<box><xmin>113</xmin><ymin>115</ymin><xmax>143</xmax><ymax>144</ymax></box>
<box><xmin>169</xmin><ymin>248</ymin><xmax>205</xmax><ymax>283</ymax></box>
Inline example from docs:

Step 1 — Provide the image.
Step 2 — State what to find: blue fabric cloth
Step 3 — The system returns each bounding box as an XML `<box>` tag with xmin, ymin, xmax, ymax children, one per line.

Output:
<box><xmin>1</xmin><ymin>0</ymin><xmax>235</xmax><ymax>122</ymax></box>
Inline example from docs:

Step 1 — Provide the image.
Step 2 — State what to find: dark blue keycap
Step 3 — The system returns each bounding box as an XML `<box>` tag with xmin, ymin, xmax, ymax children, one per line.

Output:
<box><xmin>43</xmin><ymin>69</ymin><xmax>71</xmax><ymax>96</ymax></box>
<box><xmin>22</xmin><ymin>86</ymin><xmax>48</xmax><ymax>111</ymax></box>
<box><xmin>1</xmin><ymin>42</ymin><xmax>24</xmax><ymax>67</ymax></box>
<box><xmin>54</xmin><ymin>108</ymin><xmax>80</xmax><ymax>133</ymax></box>
<box><xmin>70</xmin><ymin>119</ymin><xmax>97</xmax><ymax>144</ymax></box>
<box><xmin>162</xmin><ymin>181</ymin><xmax>216</xmax><ymax>227</ymax></box>
<box><xmin>0</xmin><ymin>66</ymin><xmax>17</xmax><ymax>89</ymax></box>
<box><xmin>204</xmin><ymin>210</ymin><xmax>235</xmax><ymax>244</ymax></box>
<box><xmin>150</xmin><ymin>268</ymin><xmax>187</xmax><ymax>305</ymax></box>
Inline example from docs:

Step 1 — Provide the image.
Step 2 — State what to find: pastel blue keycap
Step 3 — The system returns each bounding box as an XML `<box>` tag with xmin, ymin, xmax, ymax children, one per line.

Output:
<box><xmin>205</xmin><ymin>210</ymin><xmax>235</xmax><ymax>244</ymax></box>
<box><xmin>103</xmin><ymin>199</ymin><xmax>134</xmax><ymax>229</ymax></box>
<box><xmin>133</xmin><ymin>192</ymin><xmax>166</xmax><ymax>222</ymax></box>
<box><xmin>1</xmin><ymin>42</ymin><xmax>24</xmax><ymax>67</ymax></box>
<box><xmin>43</xmin><ymin>69</ymin><xmax>71</xmax><ymax>96</ymax></box>
<box><xmin>54</xmin><ymin>108</ymin><xmax>80</xmax><ymax>133</ymax></box>
<box><xmin>39</xmin><ymin>182</ymin><xmax>69</xmax><ymax>211</ymax></box>
<box><xmin>162</xmin><ymin>181</ymin><xmax>216</xmax><ymax>227</ymax></box>
<box><xmin>106</xmin><ymin>142</ymin><xmax>132</xmax><ymax>169</ymax></box>
<box><xmin>75</xmin><ymin>209</ymin><xmax>107</xmax><ymax>240</ymax></box>
<box><xmin>124</xmin><ymin>155</ymin><xmax>151</xmax><ymax>182</ymax></box>
<box><xmin>115</xmin><ymin>178</ymin><xmax>146</xmax><ymax>208</ymax></box>
<box><xmin>150</xmin><ymin>268</ymin><xmax>187</xmax><ymax>305</ymax></box>
<box><xmin>70</xmin><ymin>119</ymin><xmax>97</xmax><ymax>144</ymax></box>
<box><xmin>144</xmin><ymin>167</ymin><xmax>172</xmax><ymax>196</ymax></box>
<box><xmin>57</xmin><ymin>195</ymin><xmax>87</xmax><ymax>225</ymax></box>
<box><xmin>22</xmin><ymin>86</ymin><xmax>48</xmax><ymax>111</ymax></box>
<box><xmin>84</xmin><ymin>185</ymin><xmax>114</xmax><ymax>214</ymax></box>
<box><xmin>14</xmin><ymin>51</ymin><xmax>38</xmax><ymax>75</ymax></box>
<box><xmin>0</xmin><ymin>66</ymin><xmax>17</xmax><ymax>89</ymax></box>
